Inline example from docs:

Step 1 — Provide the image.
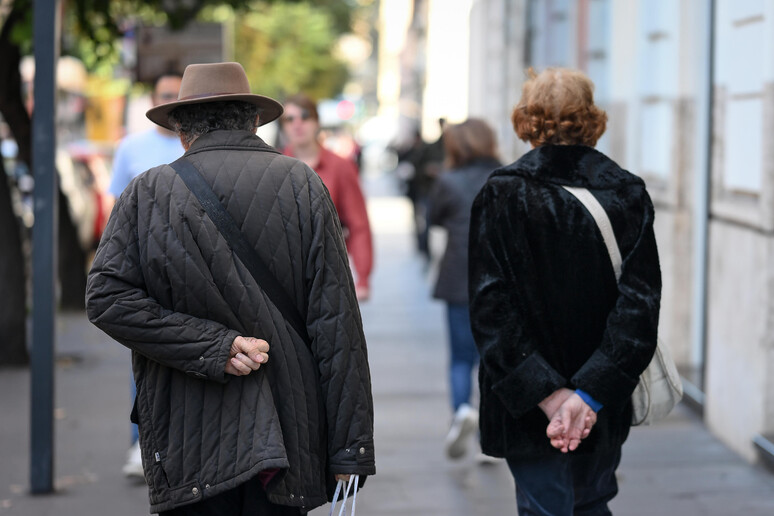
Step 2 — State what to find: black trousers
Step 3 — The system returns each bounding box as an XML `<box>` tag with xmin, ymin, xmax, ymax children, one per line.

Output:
<box><xmin>159</xmin><ymin>476</ymin><xmax>301</xmax><ymax>516</ymax></box>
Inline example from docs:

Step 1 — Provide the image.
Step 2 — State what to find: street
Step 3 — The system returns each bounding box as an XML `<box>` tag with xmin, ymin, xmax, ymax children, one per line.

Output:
<box><xmin>1</xmin><ymin>185</ymin><xmax>774</xmax><ymax>515</ymax></box>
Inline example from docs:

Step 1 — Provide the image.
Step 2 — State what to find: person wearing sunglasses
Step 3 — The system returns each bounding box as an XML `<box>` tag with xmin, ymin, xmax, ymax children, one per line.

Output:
<box><xmin>280</xmin><ymin>94</ymin><xmax>373</xmax><ymax>302</ymax></box>
<box><xmin>107</xmin><ymin>72</ymin><xmax>184</xmax><ymax>210</ymax></box>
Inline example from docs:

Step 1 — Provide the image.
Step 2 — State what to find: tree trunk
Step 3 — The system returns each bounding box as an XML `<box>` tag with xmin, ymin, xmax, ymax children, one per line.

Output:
<box><xmin>0</xmin><ymin>157</ymin><xmax>29</xmax><ymax>365</ymax></box>
<box><xmin>0</xmin><ymin>5</ymin><xmax>31</xmax><ymax>167</ymax></box>
<box><xmin>0</xmin><ymin>3</ymin><xmax>32</xmax><ymax>365</ymax></box>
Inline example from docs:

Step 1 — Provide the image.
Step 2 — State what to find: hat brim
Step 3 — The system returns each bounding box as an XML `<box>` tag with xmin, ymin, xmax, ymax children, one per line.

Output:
<box><xmin>146</xmin><ymin>93</ymin><xmax>284</xmax><ymax>130</ymax></box>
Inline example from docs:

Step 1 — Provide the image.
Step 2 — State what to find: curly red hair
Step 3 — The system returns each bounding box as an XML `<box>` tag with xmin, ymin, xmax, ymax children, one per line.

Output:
<box><xmin>511</xmin><ymin>68</ymin><xmax>607</xmax><ymax>148</ymax></box>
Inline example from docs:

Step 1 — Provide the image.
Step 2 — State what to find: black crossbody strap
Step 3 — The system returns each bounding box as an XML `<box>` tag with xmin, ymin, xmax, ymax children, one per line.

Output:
<box><xmin>169</xmin><ymin>157</ymin><xmax>310</xmax><ymax>345</ymax></box>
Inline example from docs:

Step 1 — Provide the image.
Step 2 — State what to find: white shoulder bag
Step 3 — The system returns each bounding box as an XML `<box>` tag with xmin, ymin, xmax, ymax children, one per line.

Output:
<box><xmin>328</xmin><ymin>475</ymin><xmax>360</xmax><ymax>516</ymax></box>
<box><xmin>562</xmin><ymin>186</ymin><xmax>683</xmax><ymax>426</ymax></box>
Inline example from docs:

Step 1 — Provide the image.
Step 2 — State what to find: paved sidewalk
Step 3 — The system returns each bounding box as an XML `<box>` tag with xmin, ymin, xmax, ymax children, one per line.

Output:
<box><xmin>2</xmin><ymin>189</ymin><xmax>774</xmax><ymax>515</ymax></box>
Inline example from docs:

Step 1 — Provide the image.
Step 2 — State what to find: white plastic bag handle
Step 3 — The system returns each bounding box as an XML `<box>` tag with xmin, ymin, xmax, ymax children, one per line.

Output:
<box><xmin>328</xmin><ymin>474</ymin><xmax>359</xmax><ymax>516</ymax></box>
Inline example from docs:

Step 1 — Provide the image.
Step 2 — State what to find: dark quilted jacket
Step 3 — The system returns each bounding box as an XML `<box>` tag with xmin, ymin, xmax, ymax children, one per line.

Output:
<box><xmin>86</xmin><ymin>130</ymin><xmax>375</xmax><ymax>513</ymax></box>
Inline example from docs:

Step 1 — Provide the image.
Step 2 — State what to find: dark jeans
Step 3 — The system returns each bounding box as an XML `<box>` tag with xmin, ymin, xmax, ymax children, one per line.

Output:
<box><xmin>507</xmin><ymin>447</ymin><xmax>622</xmax><ymax>516</ymax></box>
<box><xmin>159</xmin><ymin>475</ymin><xmax>301</xmax><ymax>516</ymax></box>
<box><xmin>446</xmin><ymin>303</ymin><xmax>479</xmax><ymax>411</ymax></box>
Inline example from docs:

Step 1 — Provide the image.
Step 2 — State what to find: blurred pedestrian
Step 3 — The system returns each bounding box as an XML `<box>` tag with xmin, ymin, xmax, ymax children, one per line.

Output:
<box><xmin>107</xmin><ymin>71</ymin><xmax>184</xmax><ymax>479</ymax></box>
<box><xmin>426</xmin><ymin>119</ymin><xmax>500</xmax><ymax>460</ymax></box>
<box><xmin>393</xmin><ymin>128</ymin><xmax>426</xmax><ymax>243</ymax></box>
<box><xmin>107</xmin><ymin>73</ymin><xmax>184</xmax><ymax>210</ymax></box>
<box><xmin>469</xmin><ymin>67</ymin><xmax>661</xmax><ymax>515</ymax></box>
<box><xmin>411</xmin><ymin>118</ymin><xmax>446</xmax><ymax>260</ymax></box>
<box><xmin>87</xmin><ymin>62</ymin><xmax>375</xmax><ymax>515</ymax></box>
<box><xmin>280</xmin><ymin>93</ymin><xmax>373</xmax><ymax>301</ymax></box>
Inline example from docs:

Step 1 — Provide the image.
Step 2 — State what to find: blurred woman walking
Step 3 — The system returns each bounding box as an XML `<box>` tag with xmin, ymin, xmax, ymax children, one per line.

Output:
<box><xmin>427</xmin><ymin>118</ymin><xmax>500</xmax><ymax>460</ymax></box>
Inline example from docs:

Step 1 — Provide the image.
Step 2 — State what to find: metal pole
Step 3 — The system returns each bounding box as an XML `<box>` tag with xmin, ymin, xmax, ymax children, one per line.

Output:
<box><xmin>689</xmin><ymin>0</ymin><xmax>715</xmax><ymax>403</ymax></box>
<box><xmin>30</xmin><ymin>0</ymin><xmax>61</xmax><ymax>494</ymax></box>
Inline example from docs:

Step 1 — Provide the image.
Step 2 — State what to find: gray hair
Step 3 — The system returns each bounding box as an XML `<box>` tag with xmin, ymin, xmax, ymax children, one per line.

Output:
<box><xmin>168</xmin><ymin>101</ymin><xmax>260</xmax><ymax>147</ymax></box>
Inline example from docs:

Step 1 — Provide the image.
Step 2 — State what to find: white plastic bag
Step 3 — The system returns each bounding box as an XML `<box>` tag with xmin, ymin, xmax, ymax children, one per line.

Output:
<box><xmin>328</xmin><ymin>475</ymin><xmax>359</xmax><ymax>516</ymax></box>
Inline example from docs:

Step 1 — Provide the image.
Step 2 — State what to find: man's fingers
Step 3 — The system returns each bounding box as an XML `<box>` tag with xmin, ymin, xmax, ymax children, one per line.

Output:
<box><xmin>231</xmin><ymin>336</ymin><xmax>270</xmax><ymax>363</ymax></box>
<box><xmin>225</xmin><ymin>361</ymin><xmax>247</xmax><ymax>376</ymax></box>
<box><xmin>244</xmin><ymin>337</ymin><xmax>270</xmax><ymax>354</ymax></box>
<box><xmin>230</xmin><ymin>356</ymin><xmax>253</xmax><ymax>375</ymax></box>
<box><xmin>249</xmin><ymin>351</ymin><xmax>269</xmax><ymax>365</ymax></box>
<box><xmin>234</xmin><ymin>352</ymin><xmax>262</xmax><ymax>371</ymax></box>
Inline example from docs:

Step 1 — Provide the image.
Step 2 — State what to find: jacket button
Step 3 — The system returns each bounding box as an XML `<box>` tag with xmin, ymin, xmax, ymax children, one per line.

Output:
<box><xmin>289</xmin><ymin>494</ymin><xmax>295</xmax><ymax>499</ymax></box>
<box><xmin>199</xmin><ymin>356</ymin><xmax>204</xmax><ymax>361</ymax></box>
<box><xmin>192</xmin><ymin>487</ymin><xmax>199</xmax><ymax>496</ymax></box>
<box><xmin>359</xmin><ymin>447</ymin><xmax>365</xmax><ymax>454</ymax></box>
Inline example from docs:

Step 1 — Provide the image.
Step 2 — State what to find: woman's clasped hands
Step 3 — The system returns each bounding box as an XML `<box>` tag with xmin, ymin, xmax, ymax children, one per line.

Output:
<box><xmin>538</xmin><ymin>388</ymin><xmax>598</xmax><ymax>453</ymax></box>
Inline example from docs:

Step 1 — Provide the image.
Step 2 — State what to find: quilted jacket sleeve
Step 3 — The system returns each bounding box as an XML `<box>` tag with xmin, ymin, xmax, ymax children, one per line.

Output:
<box><xmin>86</xmin><ymin>188</ymin><xmax>239</xmax><ymax>384</ymax></box>
<box><xmin>569</xmin><ymin>188</ymin><xmax>661</xmax><ymax>407</ymax></box>
<box><xmin>469</xmin><ymin>181</ymin><xmax>567</xmax><ymax>421</ymax></box>
<box><xmin>304</xmin><ymin>175</ymin><xmax>375</xmax><ymax>477</ymax></box>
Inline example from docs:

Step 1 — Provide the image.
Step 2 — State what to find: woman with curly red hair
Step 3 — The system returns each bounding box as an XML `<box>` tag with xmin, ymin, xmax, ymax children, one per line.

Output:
<box><xmin>469</xmin><ymin>68</ymin><xmax>661</xmax><ymax>515</ymax></box>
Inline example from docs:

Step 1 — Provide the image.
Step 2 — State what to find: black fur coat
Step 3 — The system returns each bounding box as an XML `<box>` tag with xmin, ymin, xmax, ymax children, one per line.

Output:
<box><xmin>469</xmin><ymin>144</ymin><xmax>661</xmax><ymax>460</ymax></box>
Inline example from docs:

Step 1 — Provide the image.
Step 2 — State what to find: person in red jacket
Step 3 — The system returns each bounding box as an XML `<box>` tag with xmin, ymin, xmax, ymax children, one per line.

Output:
<box><xmin>281</xmin><ymin>93</ymin><xmax>373</xmax><ymax>301</ymax></box>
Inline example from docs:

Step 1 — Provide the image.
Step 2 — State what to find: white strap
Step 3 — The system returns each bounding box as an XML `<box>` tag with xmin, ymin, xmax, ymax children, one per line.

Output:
<box><xmin>561</xmin><ymin>186</ymin><xmax>622</xmax><ymax>281</ymax></box>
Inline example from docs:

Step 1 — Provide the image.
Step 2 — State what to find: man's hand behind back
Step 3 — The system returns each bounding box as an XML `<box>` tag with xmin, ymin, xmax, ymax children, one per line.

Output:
<box><xmin>225</xmin><ymin>336</ymin><xmax>269</xmax><ymax>376</ymax></box>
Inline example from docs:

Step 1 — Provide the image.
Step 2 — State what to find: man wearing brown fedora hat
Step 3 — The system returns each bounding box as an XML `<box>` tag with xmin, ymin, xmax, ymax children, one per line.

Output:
<box><xmin>87</xmin><ymin>62</ymin><xmax>374</xmax><ymax>515</ymax></box>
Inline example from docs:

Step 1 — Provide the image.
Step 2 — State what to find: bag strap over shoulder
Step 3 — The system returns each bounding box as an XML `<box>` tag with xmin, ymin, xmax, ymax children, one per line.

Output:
<box><xmin>169</xmin><ymin>156</ymin><xmax>311</xmax><ymax>346</ymax></box>
<box><xmin>561</xmin><ymin>186</ymin><xmax>622</xmax><ymax>282</ymax></box>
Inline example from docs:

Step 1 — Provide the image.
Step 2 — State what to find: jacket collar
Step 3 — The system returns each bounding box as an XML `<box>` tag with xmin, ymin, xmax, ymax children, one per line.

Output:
<box><xmin>492</xmin><ymin>144</ymin><xmax>643</xmax><ymax>189</ymax></box>
<box><xmin>184</xmin><ymin>130</ymin><xmax>280</xmax><ymax>157</ymax></box>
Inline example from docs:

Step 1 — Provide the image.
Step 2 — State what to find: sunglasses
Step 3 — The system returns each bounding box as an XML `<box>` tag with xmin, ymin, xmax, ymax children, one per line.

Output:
<box><xmin>282</xmin><ymin>110</ymin><xmax>313</xmax><ymax>124</ymax></box>
<box><xmin>156</xmin><ymin>92</ymin><xmax>179</xmax><ymax>101</ymax></box>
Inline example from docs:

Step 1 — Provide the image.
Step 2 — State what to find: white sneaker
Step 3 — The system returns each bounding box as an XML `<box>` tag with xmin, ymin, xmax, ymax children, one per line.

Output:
<box><xmin>122</xmin><ymin>441</ymin><xmax>145</xmax><ymax>479</ymax></box>
<box><xmin>445</xmin><ymin>404</ymin><xmax>478</xmax><ymax>459</ymax></box>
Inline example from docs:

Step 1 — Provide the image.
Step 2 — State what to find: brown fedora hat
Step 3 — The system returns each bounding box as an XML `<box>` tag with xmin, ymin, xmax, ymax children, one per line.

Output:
<box><xmin>146</xmin><ymin>62</ymin><xmax>283</xmax><ymax>130</ymax></box>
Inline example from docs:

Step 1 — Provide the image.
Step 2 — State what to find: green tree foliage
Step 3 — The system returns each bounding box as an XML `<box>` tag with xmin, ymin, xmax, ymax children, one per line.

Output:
<box><xmin>235</xmin><ymin>2</ymin><xmax>348</xmax><ymax>101</ymax></box>
<box><xmin>0</xmin><ymin>0</ymin><xmax>357</xmax><ymax>366</ymax></box>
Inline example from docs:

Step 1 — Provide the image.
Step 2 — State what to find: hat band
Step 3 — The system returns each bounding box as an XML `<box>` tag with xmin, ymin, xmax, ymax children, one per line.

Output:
<box><xmin>178</xmin><ymin>92</ymin><xmax>247</xmax><ymax>101</ymax></box>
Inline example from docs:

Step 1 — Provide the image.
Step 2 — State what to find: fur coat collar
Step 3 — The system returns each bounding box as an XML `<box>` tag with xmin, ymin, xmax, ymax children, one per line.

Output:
<box><xmin>493</xmin><ymin>144</ymin><xmax>644</xmax><ymax>190</ymax></box>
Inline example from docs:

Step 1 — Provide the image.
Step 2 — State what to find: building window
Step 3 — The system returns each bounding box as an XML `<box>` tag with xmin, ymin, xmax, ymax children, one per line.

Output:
<box><xmin>636</xmin><ymin>0</ymin><xmax>679</xmax><ymax>180</ymax></box>
<box><xmin>715</xmin><ymin>1</ymin><xmax>765</xmax><ymax>196</ymax></box>
<box><xmin>527</xmin><ymin>0</ymin><xmax>574</xmax><ymax>69</ymax></box>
